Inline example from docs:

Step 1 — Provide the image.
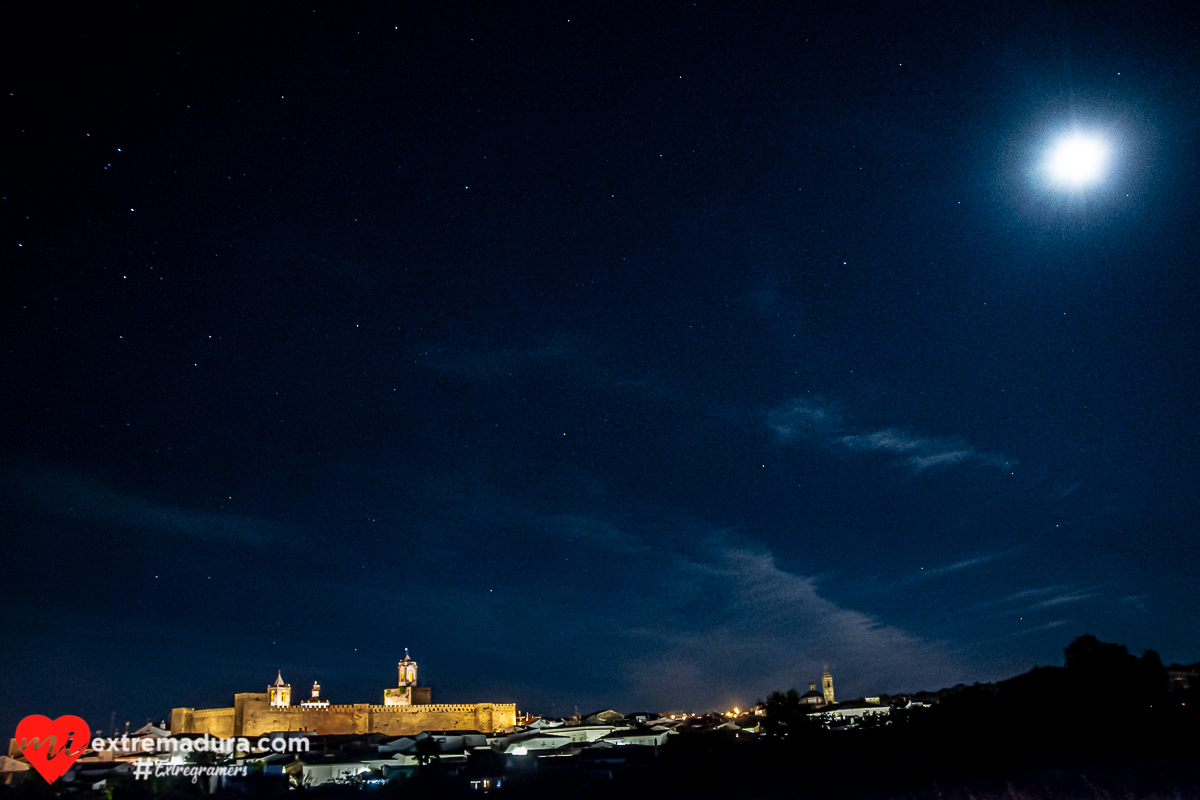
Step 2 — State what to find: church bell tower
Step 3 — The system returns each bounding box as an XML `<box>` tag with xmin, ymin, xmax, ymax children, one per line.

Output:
<box><xmin>398</xmin><ymin>648</ymin><xmax>418</xmax><ymax>688</ymax></box>
<box><xmin>822</xmin><ymin>666</ymin><xmax>835</xmax><ymax>705</ymax></box>
<box><xmin>268</xmin><ymin>670</ymin><xmax>292</xmax><ymax>707</ymax></box>
<box><xmin>384</xmin><ymin>648</ymin><xmax>419</xmax><ymax>706</ymax></box>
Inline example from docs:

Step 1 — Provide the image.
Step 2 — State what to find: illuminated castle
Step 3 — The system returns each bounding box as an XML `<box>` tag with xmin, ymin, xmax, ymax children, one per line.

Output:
<box><xmin>171</xmin><ymin>651</ymin><xmax>513</xmax><ymax>737</ymax></box>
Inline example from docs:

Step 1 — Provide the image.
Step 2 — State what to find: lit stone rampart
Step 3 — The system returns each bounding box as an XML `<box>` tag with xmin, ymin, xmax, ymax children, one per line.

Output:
<box><xmin>172</xmin><ymin>701</ymin><xmax>516</xmax><ymax>737</ymax></box>
<box><xmin>171</xmin><ymin>707</ymin><xmax>237</xmax><ymax>738</ymax></box>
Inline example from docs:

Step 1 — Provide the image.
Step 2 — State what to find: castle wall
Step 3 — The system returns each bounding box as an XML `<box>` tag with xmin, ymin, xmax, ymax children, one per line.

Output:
<box><xmin>172</xmin><ymin>700</ymin><xmax>516</xmax><ymax>737</ymax></box>
<box><xmin>169</xmin><ymin>708</ymin><xmax>191</xmax><ymax>735</ymax></box>
<box><xmin>238</xmin><ymin>700</ymin><xmax>365</xmax><ymax>736</ymax></box>
<box><xmin>170</xmin><ymin>706</ymin><xmax>236</xmax><ymax>738</ymax></box>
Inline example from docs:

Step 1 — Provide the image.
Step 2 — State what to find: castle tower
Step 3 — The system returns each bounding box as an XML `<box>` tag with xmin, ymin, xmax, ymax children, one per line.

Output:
<box><xmin>300</xmin><ymin>679</ymin><xmax>329</xmax><ymax>708</ymax></box>
<box><xmin>268</xmin><ymin>671</ymin><xmax>291</xmax><ymax>708</ymax></box>
<box><xmin>822</xmin><ymin>666</ymin><xmax>835</xmax><ymax>705</ymax></box>
<box><xmin>384</xmin><ymin>648</ymin><xmax>418</xmax><ymax>706</ymax></box>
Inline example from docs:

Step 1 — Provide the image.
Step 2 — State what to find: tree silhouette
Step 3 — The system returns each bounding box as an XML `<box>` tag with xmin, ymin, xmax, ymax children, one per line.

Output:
<box><xmin>760</xmin><ymin>689</ymin><xmax>812</xmax><ymax>737</ymax></box>
<box><xmin>413</xmin><ymin>735</ymin><xmax>441</xmax><ymax>768</ymax></box>
<box><xmin>1064</xmin><ymin>633</ymin><xmax>1134</xmax><ymax>673</ymax></box>
<box><xmin>1138</xmin><ymin>648</ymin><xmax>1170</xmax><ymax>698</ymax></box>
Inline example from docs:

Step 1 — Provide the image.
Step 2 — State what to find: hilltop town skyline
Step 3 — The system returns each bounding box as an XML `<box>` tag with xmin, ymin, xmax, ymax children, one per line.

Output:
<box><xmin>8</xmin><ymin>634</ymin><xmax>1197</xmax><ymax>745</ymax></box>
<box><xmin>7</xmin><ymin>634</ymin><xmax>1197</xmax><ymax>797</ymax></box>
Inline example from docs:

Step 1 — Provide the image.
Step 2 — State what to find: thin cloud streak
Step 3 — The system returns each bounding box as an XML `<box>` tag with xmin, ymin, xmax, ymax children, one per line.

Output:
<box><xmin>850</xmin><ymin>551</ymin><xmax>1013</xmax><ymax>598</ymax></box>
<box><xmin>980</xmin><ymin>587</ymin><xmax>1102</xmax><ymax>618</ymax></box>
<box><xmin>1025</xmin><ymin>591</ymin><xmax>1101</xmax><ymax>611</ymax></box>
<box><xmin>767</xmin><ymin>398</ymin><xmax>1015</xmax><ymax>472</ymax></box>
<box><xmin>967</xmin><ymin>585</ymin><xmax>1070</xmax><ymax>611</ymax></box>
<box><xmin>841</xmin><ymin>428</ymin><xmax>1015</xmax><ymax>472</ymax></box>
<box><xmin>922</xmin><ymin>553</ymin><xmax>1009</xmax><ymax>577</ymax></box>
<box><xmin>968</xmin><ymin>619</ymin><xmax>1071</xmax><ymax>647</ymax></box>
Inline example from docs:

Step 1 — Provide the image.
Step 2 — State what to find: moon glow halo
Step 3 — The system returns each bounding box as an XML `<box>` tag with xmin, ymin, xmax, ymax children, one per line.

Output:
<box><xmin>1045</xmin><ymin>133</ymin><xmax>1109</xmax><ymax>189</ymax></box>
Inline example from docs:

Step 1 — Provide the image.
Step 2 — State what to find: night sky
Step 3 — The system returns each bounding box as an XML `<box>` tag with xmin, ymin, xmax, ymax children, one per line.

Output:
<box><xmin>3</xmin><ymin>0</ymin><xmax>1198</xmax><ymax>736</ymax></box>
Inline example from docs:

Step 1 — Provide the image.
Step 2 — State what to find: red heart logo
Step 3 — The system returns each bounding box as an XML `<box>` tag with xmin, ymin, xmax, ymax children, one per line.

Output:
<box><xmin>15</xmin><ymin>715</ymin><xmax>91</xmax><ymax>784</ymax></box>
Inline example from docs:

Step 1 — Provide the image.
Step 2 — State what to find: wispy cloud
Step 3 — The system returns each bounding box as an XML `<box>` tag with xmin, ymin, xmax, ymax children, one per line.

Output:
<box><xmin>317</xmin><ymin>495</ymin><xmax>966</xmax><ymax>708</ymax></box>
<box><xmin>767</xmin><ymin>398</ymin><xmax>1015</xmax><ymax>472</ymax></box>
<box><xmin>1023</xmin><ymin>590</ymin><xmax>1100</xmax><ymax>611</ymax></box>
<box><xmin>966</xmin><ymin>584</ymin><xmax>1100</xmax><ymax>617</ymax></box>
<box><xmin>520</xmin><ymin>511</ymin><xmax>966</xmax><ymax>702</ymax></box>
<box><xmin>922</xmin><ymin>553</ymin><xmax>1008</xmax><ymax>577</ymax></box>
<box><xmin>7</xmin><ymin>464</ymin><xmax>278</xmax><ymax>544</ymax></box>
<box><xmin>1015</xmin><ymin>619</ymin><xmax>1070</xmax><ymax>634</ymax></box>
<box><xmin>855</xmin><ymin>551</ymin><xmax>1012</xmax><ymax>596</ymax></box>
<box><xmin>840</xmin><ymin>429</ymin><xmax>932</xmax><ymax>453</ymax></box>
<box><xmin>765</xmin><ymin>397</ymin><xmax>842</xmax><ymax>442</ymax></box>
<box><xmin>840</xmin><ymin>428</ymin><xmax>1014</xmax><ymax>471</ymax></box>
<box><xmin>968</xmin><ymin>585</ymin><xmax>1069</xmax><ymax>611</ymax></box>
<box><xmin>969</xmin><ymin>619</ymin><xmax>1070</xmax><ymax>646</ymax></box>
<box><xmin>619</xmin><ymin>542</ymin><xmax>965</xmax><ymax>707</ymax></box>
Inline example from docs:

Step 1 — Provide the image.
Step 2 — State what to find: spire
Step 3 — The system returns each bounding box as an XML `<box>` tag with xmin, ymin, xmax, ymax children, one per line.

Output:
<box><xmin>269</xmin><ymin>670</ymin><xmax>292</xmax><ymax>707</ymax></box>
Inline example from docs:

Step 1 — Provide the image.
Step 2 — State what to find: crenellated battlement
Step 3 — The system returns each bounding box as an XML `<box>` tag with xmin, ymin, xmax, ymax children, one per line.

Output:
<box><xmin>173</xmin><ymin>700</ymin><xmax>516</xmax><ymax>738</ymax></box>
<box><xmin>239</xmin><ymin>701</ymin><xmax>516</xmax><ymax>715</ymax></box>
<box><xmin>254</xmin><ymin>704</ymin><xmax>366</xmax><ymax>712</ymax></box>
<box><xmin>170</xmin><ymin>658</ymin><xmax>515</xmax><ymax>738</ymax></box>
<box><xmin>367</xmin><ymin>703</ymin><xmax>481</xmax><ymax>713</ymax></box>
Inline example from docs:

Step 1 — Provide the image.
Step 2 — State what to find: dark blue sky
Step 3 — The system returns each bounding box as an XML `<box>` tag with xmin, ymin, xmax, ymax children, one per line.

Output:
<box><xmin>3</xmin><ymin>0</ymin><xmax>1197</xmax><ymax>735</ymax></box>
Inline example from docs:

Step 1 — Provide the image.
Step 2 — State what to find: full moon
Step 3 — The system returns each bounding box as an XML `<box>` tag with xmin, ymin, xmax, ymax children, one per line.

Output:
<box><xmin>1045</xmin><ymin>133</ymin><xmax>1109</xmax><ymax>189</ymax></box>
